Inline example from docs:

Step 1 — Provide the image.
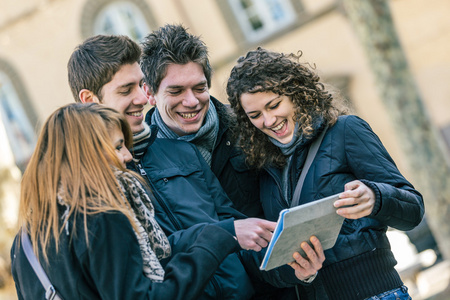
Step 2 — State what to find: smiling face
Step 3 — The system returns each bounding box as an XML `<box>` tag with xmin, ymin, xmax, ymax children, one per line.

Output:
<box><xmin>240</xmin><ymin>92</ymin><xmax>296</xmax><ymax>144</ymax></box>
<box><xmin>148</xmin><ymin>62</ymin><xmax>210</xmax><ymax>136</ymax></box>
<box><xmin>109</xmin><ymin>126</ymin><xmax>133</xmax><ymax>168</ymax></box>
<box><xmin>97</xmin><ymin>63</ymin><xmax>148</xmax><ymax>134</ymax></box>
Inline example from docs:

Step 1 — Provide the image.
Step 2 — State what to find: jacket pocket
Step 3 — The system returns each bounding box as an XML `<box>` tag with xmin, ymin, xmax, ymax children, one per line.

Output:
<box><xmin>148</xmin><ymin>163</ymin><xmax>201</xmax><ymax>181</ymax></box>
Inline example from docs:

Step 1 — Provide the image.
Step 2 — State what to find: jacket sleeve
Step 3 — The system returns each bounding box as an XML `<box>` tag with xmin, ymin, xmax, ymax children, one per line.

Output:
<box><xmin>191</xmin><ymin>143</ymin><xmax>247</xmax><ymax>220</ymax></box>
<box><xmin>85</xmin><ymin>213</ymin><xmax>240</xmax><ymax>300</ymax></box>
<box><xmin>238</xmin><ymin>248</ymin><xmax>312</xmax><ymax>288</ymax></box>
<box><xmin>343</xmin><ymin>116</ymin><xmax>424</xmax><ymax>230</ymax></box>
<box><xmin>166</xmin><ymin>220</ymin><xmax>237</xmax><ymax>249</ymax></box>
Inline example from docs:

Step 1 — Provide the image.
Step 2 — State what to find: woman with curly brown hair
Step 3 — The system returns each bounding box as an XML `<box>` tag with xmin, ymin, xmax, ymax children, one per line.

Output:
<box><xmin>227</xmin><ymin>47</ymin><xmax>423</xmax><ymax>300</ymax></box>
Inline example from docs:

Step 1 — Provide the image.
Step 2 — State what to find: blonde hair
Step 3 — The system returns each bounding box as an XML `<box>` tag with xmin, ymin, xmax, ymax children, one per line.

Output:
<box><xmin>20</xmin><ymin>103</ymin><xmax>136</xmax><ymax>261</ymax></box>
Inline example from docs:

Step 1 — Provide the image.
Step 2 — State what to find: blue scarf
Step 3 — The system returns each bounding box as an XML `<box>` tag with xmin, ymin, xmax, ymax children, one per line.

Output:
<box><xmin>269</xmin><ymin>123</ymin><xmax>303</xmax><ymax>156</ymax></box>
<box><xmin>269</xmin><ymin>118</ymin><xmax>325</xmax><ymax>203</ymax></box>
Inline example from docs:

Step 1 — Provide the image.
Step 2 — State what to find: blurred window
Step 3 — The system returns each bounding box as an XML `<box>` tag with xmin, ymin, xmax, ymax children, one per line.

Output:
<box><xmin>0</xmin><ymin>71</ymin><xmax>36</xmax><ymax>168</ymax></box>
<box><xmin>227</xmin><ymin>0</ymin><xmax>296</xmax><ymax>42</ymax></box>
<box><xmin>94</xmin><ymin>1</ymin><xmax>150</xmax><ymax>41</ymax></box>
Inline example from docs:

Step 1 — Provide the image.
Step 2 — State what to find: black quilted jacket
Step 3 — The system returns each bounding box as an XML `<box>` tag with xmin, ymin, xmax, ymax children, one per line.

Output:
<box><xmin>260</xmin><ymin>115</ymin><xmax>424</xmax><ymax>300</ymax></box>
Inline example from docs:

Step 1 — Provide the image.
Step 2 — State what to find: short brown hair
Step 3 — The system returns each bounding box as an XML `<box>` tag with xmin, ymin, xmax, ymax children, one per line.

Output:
<box><xmin>140</xmin><ymin>24</ymin><xmax>212</xmax><ymax>94</ymax></box>
<box><xmin>68</xmin><ymin>35</ymin><xmax>141</xmax><ymax>101</ymax></box>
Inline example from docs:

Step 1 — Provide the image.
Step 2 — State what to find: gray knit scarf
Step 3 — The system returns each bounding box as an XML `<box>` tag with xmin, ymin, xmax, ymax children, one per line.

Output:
<box><xmin>269</xmin><ymin>123</ymin><xmax>302</xmax><ymax>156</ymax></box>
<box><xmin>58</xmin><ymin>169</ymin><xmax>171</xmax><ymax>282</ymax></box>
<box><xmin>131</xmin><ymin>122</ymin><xmax>152</xmax><ymax>162</ymax></box>
<box><xmin>151</xmin><ymin>99</ymin><xmax>219</xmax><ymax>165</ymax></box>
<box><xmin>268</xmin><ymin>119</ymin><xmax>325</xmax><ymax>204</ymax></box>
<box><xmin>269</xmin><ymin>124</ymin><xmax>302</xmax><ymax>202</ymax></box>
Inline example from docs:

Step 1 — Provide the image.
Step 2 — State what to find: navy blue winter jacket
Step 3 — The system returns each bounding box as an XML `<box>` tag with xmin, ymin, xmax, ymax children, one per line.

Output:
<box><xmin>260</xmin><ymin>115</ymin><xmax>424</xmax><ymax>300</ymax></box>
<box><xmin>135</xmin><ymin>137</ymin><xmax>254</xmax><ymax>299</ymax></box>
<box><xmin>145</xmin><ymin>96</ymin><xmax>264</xmax><ymax>218</ymax></box>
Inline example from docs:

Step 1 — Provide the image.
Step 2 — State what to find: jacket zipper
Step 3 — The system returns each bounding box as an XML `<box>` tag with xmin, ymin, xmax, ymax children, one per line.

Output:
<box><xmin>136</xmin><ymin>163</ymin><xmax>183</xmax><ymax>231</ymax></box>
<box><xmin>265</xmin><ymin>167</ymin><xmax>290</xmax><ymax>208</ymax></box>
<box><xmin>210</xmin><ymin>276</ymin><xmax>222</xmax><ymax>300</ymax></box>
<box><xmin>137</xmin><ymin>161</ymin><xmax>222</xmax><ymax>297</ymax></box>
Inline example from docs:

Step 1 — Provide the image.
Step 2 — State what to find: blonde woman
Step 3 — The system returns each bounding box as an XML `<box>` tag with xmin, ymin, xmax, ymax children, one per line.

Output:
<box><xmin>11</xmin><ymin>103</ymin><xmax>240</xmax><ymax>300</ymax></box>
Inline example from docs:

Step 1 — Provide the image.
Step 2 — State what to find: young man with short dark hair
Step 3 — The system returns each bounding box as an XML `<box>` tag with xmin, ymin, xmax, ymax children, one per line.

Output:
<box><xmin>140</xmin><ymin>24</ymin><xmax>264</xmax><ymax>218</ymax></box>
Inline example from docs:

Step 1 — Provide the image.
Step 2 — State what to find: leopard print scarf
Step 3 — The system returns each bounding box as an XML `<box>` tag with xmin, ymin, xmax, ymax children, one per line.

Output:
<box><xmin>58</xmin><ymin>170</ymin><xmax>171</xmax><ymax>282</ymax></box>
<box><xmin>113</xmin><ymin>169</ymin><xmax>171</xmax><ymax>282</ymax></box>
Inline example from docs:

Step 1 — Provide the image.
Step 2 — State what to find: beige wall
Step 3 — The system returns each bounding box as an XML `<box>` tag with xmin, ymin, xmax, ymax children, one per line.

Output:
<box><xmin>392</xmin><ymin>0</ymin><xmax>450</xmax><ymax>128</ymax></box>
<box><xmin>0</xmin><ymin>0</ymin><xmax>449</xmax><ymax>179</ymax></box>
<box><xmin>1</xmin><ymin>0</ymin><xmax>84</xmax><ymax>119</ymax></box>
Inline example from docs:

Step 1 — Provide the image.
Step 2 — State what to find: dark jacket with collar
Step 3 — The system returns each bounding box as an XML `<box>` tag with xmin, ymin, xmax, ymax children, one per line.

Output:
<box><xmin>145</xmin><ymin>96</ymin><xmax>264</xmax><ymax>218</ymax></box>
<box><xmin>260</xmin><ymin>115</ymin><xmax>424</xmax><ymax>300</ymax></box>
<box><xmin>210</xmin><ymin>97</ymin><xmax>263</xmax><ymax>218</ymax></box>
<box><xmin>11</xmin><ymin>212</ymin><xmax>241</xmax><ymax>300</ymax></box>
<box><xmin>132</xmin><ymin>136</ymin><xmax>255</xmax><ymax>299</ymax></box>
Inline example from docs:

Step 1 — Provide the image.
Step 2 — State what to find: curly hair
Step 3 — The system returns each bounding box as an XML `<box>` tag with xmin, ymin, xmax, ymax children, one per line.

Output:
<box><xmin>227</xmin><ymin>47</ymin><xmax>345</xmax><ymax>169</ymax></box>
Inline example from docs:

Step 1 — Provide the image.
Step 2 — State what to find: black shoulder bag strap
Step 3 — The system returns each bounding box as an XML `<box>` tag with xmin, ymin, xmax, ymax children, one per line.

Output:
<box><xmin>291</xmin><ymin>126</ymin><xmax>328</xmax><ymax>208</ymax></box>
<box><xmin>21</xmin><ymin>228</ymin><xmax>63</xmax><ymax>300</ymax></box>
